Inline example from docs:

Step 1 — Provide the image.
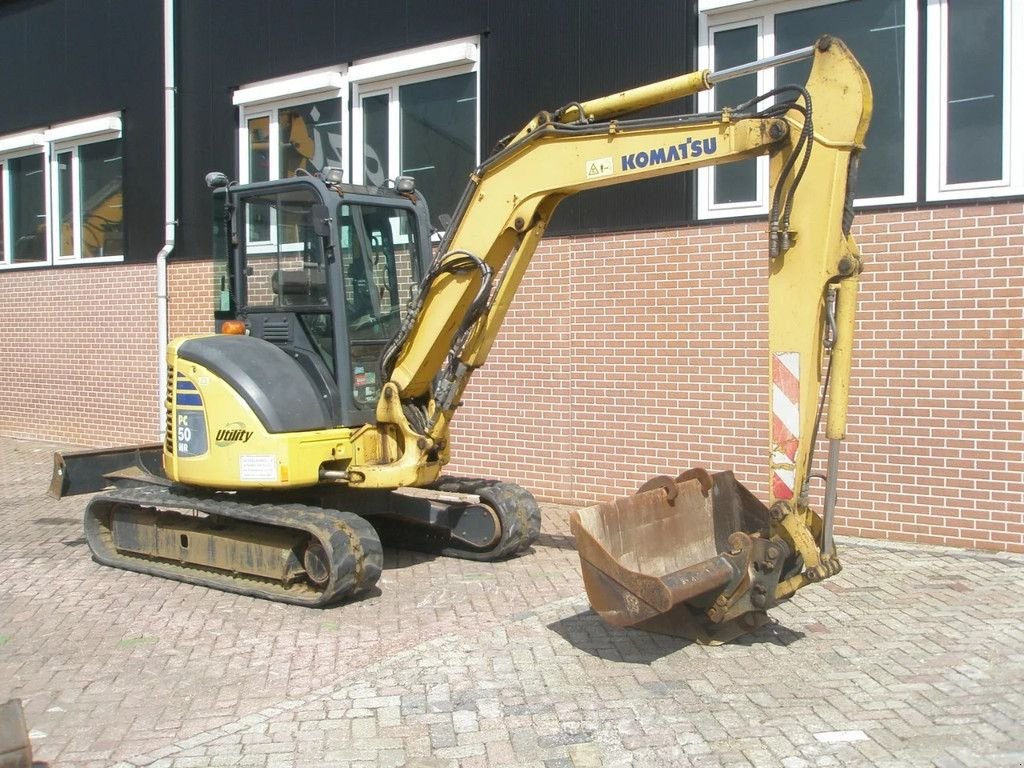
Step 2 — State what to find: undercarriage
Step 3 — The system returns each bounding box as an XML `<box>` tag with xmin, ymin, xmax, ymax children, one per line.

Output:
<box><xmin>54</xmin><ymin>445</ymin><xmax>540</xmax><ymax>605</ymax></box>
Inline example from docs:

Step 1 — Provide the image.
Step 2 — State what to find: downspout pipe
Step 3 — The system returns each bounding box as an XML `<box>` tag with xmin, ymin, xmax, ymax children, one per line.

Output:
<box><xmin>158</xmin><ymin>0</ymin><xmax>176</xmax><ymax>435</ymax></box>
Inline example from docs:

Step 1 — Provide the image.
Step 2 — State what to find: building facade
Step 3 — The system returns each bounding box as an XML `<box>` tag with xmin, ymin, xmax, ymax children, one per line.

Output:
<box><xmin>1</xmin><ymin>0</ymin><xmax>1020</xmax><ymax>553</ymax></box>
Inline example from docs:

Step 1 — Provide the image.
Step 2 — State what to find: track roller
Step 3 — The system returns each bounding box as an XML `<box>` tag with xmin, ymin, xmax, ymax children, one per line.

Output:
<box><xmin>431</xmin><ymin>477</ymin><xmax>541</xmax><ymax>560</ymax></box>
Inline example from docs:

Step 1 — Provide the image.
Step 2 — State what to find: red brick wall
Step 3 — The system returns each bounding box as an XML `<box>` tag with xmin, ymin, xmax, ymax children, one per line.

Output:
<box><xmin>0</xmin><ymin>263</ymin><xmax>161</xmax><ymax>446</ymax></box>
<box><xmin>167</xmin><ymin>259</ymin><xmax>216</xmax><ymax>338</ymax></box>
<box><xmin>4</xmin><ymin>201</ymin><xmax>1020</xmax><ymax>553</ymax></box>
<box><xmin>445</xmin><ymin>202</ymin><xmax>1024</xmax><ymax>554</ymax></box>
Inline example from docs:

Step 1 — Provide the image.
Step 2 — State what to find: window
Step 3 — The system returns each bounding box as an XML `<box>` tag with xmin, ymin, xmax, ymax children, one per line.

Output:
<box><xmin>237</xmin><ymin>186</ymin><xmax>337</xmax><ymax>377</ymax></box>
<box><xmin>235</xmin><ymin>70</ymin><xmax>347</xmax><ymax>188</ymax></box>
<box><xmin>775</xmin><ymin>0</ymin><xmax>911</xmax><ymax>201</ymax></box>
<box><xmin>239</xmin><ymin>186</ymin><xmax>329</xmax><ymax>310</ymax></box>
<box><xmin>55</xmin><ymin>138</ymin><xmax>124</xmax><ymax>260</ymax></box>
<box><xmin>699</xmin><ymin>0</ymin><xmax>917</xmax><ymax>218</ymax></box>
<box><xmin>242</xmin><ymin>96</ymin><xmax>344</xmax><ymax>184</ymax></box>
<box><xmin>351</xmin><ymin>39</ymin><xmax>479</xmax><ymax>227</ymax></box>
<box><xmin>6</xmin><ymin>153</ymin><xmax>47</xmax><ymax>264</ymax></box>
<box><xmin>235</xmin><ymin>72</ymin><xmax>346</xmax><ymax>251</ymax></box>
<box><xmin>708</xmin><ymin>22</ymin><xmax>766</xmax><ymax>211</ymax></box>
<box><xmin>338</xmin><ymin>202</ymin><xmax>422</xmax><ymax>407</ymax></box>
<box><xmin>233</xmin><ymin>39</ymin><xmax>479</xmax><ymax>231</ymax></box>
<box><xmin>0</xmin><ymin>115</ymin><xmax>122</xmax><ymax>268</ymax></box>
<box><xmin>926</xmin><ymin>0</ymin><xmax>1023</xmax><ymax>200</ymax></box>
<box><xmin>699</xmin><ymin>0</ymin><xmax>1021</xmax><ymax>216</ymax></box>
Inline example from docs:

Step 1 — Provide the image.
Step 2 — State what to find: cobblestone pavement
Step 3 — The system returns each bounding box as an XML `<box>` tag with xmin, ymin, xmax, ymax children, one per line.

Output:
<box><xmin>1</xmin><ymin>437</ymin><xmax>1022</xmax><ymax>768</ymax></box>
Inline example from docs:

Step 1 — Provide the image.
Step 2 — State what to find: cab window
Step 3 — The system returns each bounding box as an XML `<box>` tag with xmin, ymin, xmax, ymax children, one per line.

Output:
<box><xmin>338</xmin><ymin>203</ymin><xmax>421</xmax><ymax>406</ymax></box>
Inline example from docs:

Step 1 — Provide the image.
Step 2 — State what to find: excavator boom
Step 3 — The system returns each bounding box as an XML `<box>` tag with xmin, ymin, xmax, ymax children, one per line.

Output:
<box><xmin>374</xmin><ymin>36</ymin><xmax>871</xmax><ymax>640</ymax></box>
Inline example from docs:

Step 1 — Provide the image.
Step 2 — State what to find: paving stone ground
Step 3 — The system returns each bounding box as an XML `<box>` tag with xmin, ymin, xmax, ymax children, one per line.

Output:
<box><xmin>1</xmin><ymin>436</ymin><xmax>1022</xmax><ymax>767</ymax></box>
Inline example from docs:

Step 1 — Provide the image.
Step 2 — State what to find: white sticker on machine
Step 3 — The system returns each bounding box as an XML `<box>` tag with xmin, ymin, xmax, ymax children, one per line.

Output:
<box><xmin>585</xmin><ymin>157</ymin><xmax>614</xmax><ymax>179</ymax></box>
<box><xmin>239</xmin><ymin>454</ymin><xmax>279</xmax><ymax>482</ymax></box>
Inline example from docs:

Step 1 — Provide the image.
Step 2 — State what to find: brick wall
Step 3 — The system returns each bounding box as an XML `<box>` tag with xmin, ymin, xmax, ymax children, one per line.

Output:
<box><xmin>0</xmin><ymin>262</ymin><xmax>161</xmax><ymax>446</ymax></box>
<box><xmin>167</xmin><ymin>259</ymin><xmax>216</xmax><ymax>338</ymax></box>
<box><xmin>444</xmin><ymin>202</ymin><xmax>1024</xmax><ymax>554</ymax></box>
<box><xmin>3</xmin><ymin>202</ymin><xmax>1020</xmax><ymax>553</ymax></box>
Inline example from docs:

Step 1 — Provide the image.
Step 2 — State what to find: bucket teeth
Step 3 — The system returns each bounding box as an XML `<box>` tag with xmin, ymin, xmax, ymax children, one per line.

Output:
<box><xmin>571</xmin><ymin>469</ymin><xmax>791</xmax><ymax>644</ymax></box>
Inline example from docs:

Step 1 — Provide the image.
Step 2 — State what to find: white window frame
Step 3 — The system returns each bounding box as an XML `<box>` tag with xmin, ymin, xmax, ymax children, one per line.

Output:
<box><xmin>697</xmin><ymin>0</ymin><xmax>918</xmax><ymax>219</ymax></box>
<box><xmin>51</xmin><ymin>133</ymin><xmax>125</xmax><ymax>263</ymax></box>
<box><xmin>350</xmin><ymin>38</ymin><xmax>480</xmax><ymax>193</ymax></box>
<box><xmin>0</xmin><ymin>114</ymin><xmax>122</xmax><ymax>270</ymax></box>
<box><xmin>234</xmin><ymin>68</ymin><xmax>348</xmax><ymax>187</ymax></box>
<box><xmin>0</xmin><ymin>139</ymin><xmax>48</xmax><ymax>269</ymax></box>
<box><xmin>234</xmin><ymin>69</ymin><xmax>347</xmax><ymax>254</ymax></box>
<box><xmin>698</xmin><ymin>17</ymin><xmax>771</xmax><ymax>218</ymax></box>
<box><xmin>926</xmin><ymin>0</ymin><xmax>1023</xmax><ymax>201</ymax></box>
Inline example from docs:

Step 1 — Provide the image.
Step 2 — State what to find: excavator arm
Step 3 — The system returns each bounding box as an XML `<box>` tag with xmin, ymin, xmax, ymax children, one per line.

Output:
<box><xmin>370</xmin><ymin>36</ymin><xmax>870</xmax><ymax>496</ymax></box>
<box><xmin>364</xmin><ymin>36</ymin><xmax>872</xmax><ymax>640</ymax></box>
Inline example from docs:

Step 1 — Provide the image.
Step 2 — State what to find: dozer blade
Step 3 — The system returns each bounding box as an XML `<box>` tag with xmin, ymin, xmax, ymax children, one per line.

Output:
<box><xmin>570</xmin><ymin>469</ymin><xmax>792</xmax><ymax>645</ymax></box>
<box><xmin>49</xmin><ymin>443</ymin><xmax>164</xmax><ymax>499</ymax></box>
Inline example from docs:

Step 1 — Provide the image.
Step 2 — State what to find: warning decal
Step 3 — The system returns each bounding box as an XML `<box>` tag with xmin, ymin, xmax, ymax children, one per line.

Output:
<box><xmin>585</xmin><ymin>157</ymin><xmax>614</xmax><ymax>179</ymax></box>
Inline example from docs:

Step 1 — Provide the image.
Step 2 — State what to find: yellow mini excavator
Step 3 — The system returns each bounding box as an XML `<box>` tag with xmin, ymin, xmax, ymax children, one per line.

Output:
<box><xmin>51</xmin><ymin>36</ymin><xmax>871</xmax><ymax>643</ymax></box>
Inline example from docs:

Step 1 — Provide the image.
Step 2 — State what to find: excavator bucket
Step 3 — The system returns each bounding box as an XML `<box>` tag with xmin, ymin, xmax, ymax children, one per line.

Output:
<box><xmin>570</xmin><ymin>469</ymin><xmax>792</xmax><ymax>645</ymax></box>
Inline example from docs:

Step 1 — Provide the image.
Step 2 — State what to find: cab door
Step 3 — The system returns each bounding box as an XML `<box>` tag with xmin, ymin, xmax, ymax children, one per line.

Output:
<box><xmin>336</xmin><ymin>200</ymin><xmax>425</xmax><ymax>416</ymax></box>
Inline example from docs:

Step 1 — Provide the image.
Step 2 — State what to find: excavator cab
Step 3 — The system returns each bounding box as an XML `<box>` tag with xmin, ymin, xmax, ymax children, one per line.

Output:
<box><xmin>209</xmin><ymin>173</ymin><xmax>435</xmax><ymax>425</ymax></box>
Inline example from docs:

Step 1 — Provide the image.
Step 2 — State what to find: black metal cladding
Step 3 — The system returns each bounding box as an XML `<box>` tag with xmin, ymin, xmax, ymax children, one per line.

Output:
<box><xmin>0</xmin><ymin>0</ymin><xmax>165</xmax><ymax>263</ymax></box>
<box><xmin>178</xmin><ymin>0</ymin><xmax>697</xmax><ymax>258</ymax></box>
<box><xmin>483</xmin><ymin>0</ymin><xmax>696</xmax><ymax>234</ymax></box>
<box><xmin>0</xmin><ymin>0</ymin><xmax>698</xmax><ymax>264</ymax></box>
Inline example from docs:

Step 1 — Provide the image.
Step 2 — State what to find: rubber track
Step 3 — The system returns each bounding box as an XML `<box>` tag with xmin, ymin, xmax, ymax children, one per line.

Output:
<box><xmin>84</xmin><ymin>485</ymin><xmax>383</xmax><ymax>606</ymax></box>
<box><xmin>432</xmin><ymin>477</ymin><xmax>541</xmax><ymax>561</ymax></box>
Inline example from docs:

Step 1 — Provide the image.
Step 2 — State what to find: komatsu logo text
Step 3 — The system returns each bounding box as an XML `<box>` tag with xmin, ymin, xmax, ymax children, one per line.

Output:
<box><xmin>621</xmin><ymin>137</ymin><xmax>718</xmax><ymax>171</ymax></box>
<box><xmin>215</xmin><ymin>425</ymin><xmax>253</xmax><ymax>446</ymax></box>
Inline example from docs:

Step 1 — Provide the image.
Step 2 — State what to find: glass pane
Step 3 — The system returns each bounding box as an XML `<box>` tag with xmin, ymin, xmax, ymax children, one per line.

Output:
<box><xmin>400</xmin><ymin>73</ymin><xmax>476</xmax><ymax>225</ymax></box>
<box><xmin>9</xmin><ymin>154</ymin><xmax>46</xmax><ymax>263</ymax></box>
<box><xmin>339</xmin><ymin>202</ymin><xmax>422</xmax><ymax>407</ymax></box>
<box><xmin>0</xmin><ymin>166</ymin><xmax>4</xmax><ymax>262</ymax></box>
<box><xmin>278</xmin><ymin>98</ymin><xmax>342</xmax><ymax>178</ymax></box>
<box><xmin>211</xmin><ymin>192</ymin><xmax>232</xmax><ymax>315</ymax></box>
<box><xmin>57</xmin><ymin>151</ymin><xmax>73</xmax><ymax>257</ymax></box>
<box><xmin>79</xmin><ymin>139</ymin><xmax>123</xmax><ymax>258</ymax></box>
<box><xmin>712</xmin><ymin>26</ymin><xmax>759</xmax><ymax>205</ymax></box>
<box><xmin>776</xmin><ymin>0</ymin><xmax>905</xmax><ymax>199</ymax></box>
<box><xmin>247</xmin><ymin>116</ymin><xmax>271</xmax><ymax>242</ymax></box>
<box><xmin>242</xmin><ymin>188</ymin><xmax>328</xmax><ymax>309</ymax></box>
<box><xmin>947</xmin><ymin>0</ymin><xmax>1003</xmax><ymax>184</ymax></box>
<box><xmin>362</xmin><ymin>93</ymin><xmax>390</xmax><ymax>187</ymax></box>
<box><xmin>248</xmin><ymin>116</ymin><xmax>270</xmax><ymax>182</ymax></box>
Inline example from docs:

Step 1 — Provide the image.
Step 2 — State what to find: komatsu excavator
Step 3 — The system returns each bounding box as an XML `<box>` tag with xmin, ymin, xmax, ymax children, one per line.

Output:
<box><xmin>51</xmin><ymin>36</ymin><xmax>871</xmax><ymax>643</ymax></box>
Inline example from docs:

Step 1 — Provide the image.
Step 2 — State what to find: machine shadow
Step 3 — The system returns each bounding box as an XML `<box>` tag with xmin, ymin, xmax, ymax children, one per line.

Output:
<box><xmin>380</xmin><ymin>547</ymin><xmax>439</xmax><ymax>571</ymax></box>
<box><xmin>378</xmin><ymin>542</ymin><xmax>541</xmax><ymax>571</ymax></box>
<box><xmin>534</xmin><ymin>533</ymin><xmax>577</xmax><ymax>551</ymax></box>
<box><xmin>548</xmin><ymin>609</ymin><xmax>805</xmax><ymax>663</ymax></box>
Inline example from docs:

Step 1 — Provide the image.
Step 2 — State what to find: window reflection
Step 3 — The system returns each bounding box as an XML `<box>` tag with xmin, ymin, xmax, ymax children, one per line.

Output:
<box><xmin>338</xmin><ymin>203</ymin><xmax>421</xmax><ymax>406</ymax></box>
<box><xmin>279</xmin><ymin>98</ymin><xmax>342</xmax><ymax>178</ymax></box>
<box><xmin>399</xmin><ymin>73</ymin><xmax>476</xmax><ymax>223</ymax></box>
<box><xmin>79</xmin><ymin>139</ymin><xmax>123</xmax><ymax>258</ymax></box>
<box><xmin>10</xmin><ymin>154</ymin><xmax>46</xmax><ymax>263</ymax></box>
